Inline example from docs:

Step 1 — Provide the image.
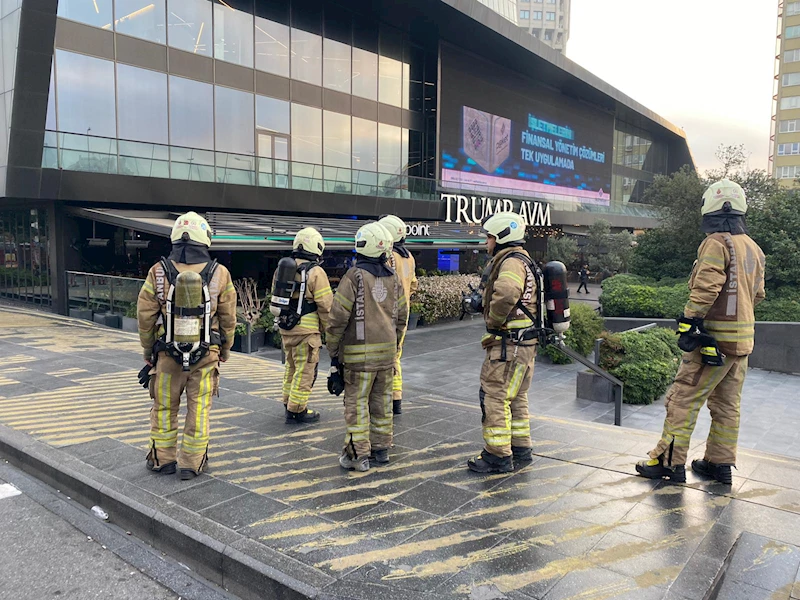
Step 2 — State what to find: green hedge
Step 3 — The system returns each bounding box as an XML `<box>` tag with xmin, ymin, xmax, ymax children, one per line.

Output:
<box><xmin>599</xmin><ymin>327</ymin><xmax>680</xmax><ymax>405</ymax></box>
<box><xmin>414</xmin><ymin>274</ymin><xmax>480</xmax><ymax>325</ymax></box>
<box><xmin>542</xmin><ymin>303</ymin><xmax>604</xmax><ymax>364</ymax></box>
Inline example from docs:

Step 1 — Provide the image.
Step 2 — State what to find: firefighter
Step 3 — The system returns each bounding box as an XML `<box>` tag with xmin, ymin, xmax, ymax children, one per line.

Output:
<box><xmin>636</xmin><ymin>179</ymin><xmax>766</xmax><ymax>485</ymax></box>
<box><xmin>468</xmin><ymin>212</ymin><xmax>538</xmax><ymax>474</ymax></box>
<box><xmin>137</xmin><ymin>212</ymin><xmax>237</xmax><ymax>480</ymax></box>
<box><xmin>272</xmin><ymin>227</ymin><xmax>333</xmax><ymax>423</ymax></box>
<box><xmin>378</xmin><ymin>215</ymin><xmax>418</xmax><ymax>415</ymax></box>
<box><xmin>326</xmin><ymin>222</ymin><xmax>408</xmax><ymax>471</ymax></box>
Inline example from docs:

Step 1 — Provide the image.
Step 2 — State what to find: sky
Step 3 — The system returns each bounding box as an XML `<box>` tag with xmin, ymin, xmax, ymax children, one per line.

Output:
<box><xmin>566</xmin><ymin>0</ymin><xmax>778</xmax><ymax>173</ymax></box>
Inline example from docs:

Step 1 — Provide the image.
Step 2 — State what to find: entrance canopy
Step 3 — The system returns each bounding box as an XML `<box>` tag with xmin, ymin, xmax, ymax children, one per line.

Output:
<box><xmin>68</xmin><ymin>208</ymin><xmax>487</xmax><ymax>251</ymax></box>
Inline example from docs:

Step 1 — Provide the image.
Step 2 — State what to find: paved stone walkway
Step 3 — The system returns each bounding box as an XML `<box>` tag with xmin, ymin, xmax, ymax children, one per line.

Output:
<box><xmin>1</xmin><ymin>307</ymin><xmax>800</xmax><ymax>599</ymax></box>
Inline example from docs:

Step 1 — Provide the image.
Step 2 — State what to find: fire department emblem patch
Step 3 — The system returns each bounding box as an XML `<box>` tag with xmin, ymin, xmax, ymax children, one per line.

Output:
<box><xmin>372</xmin><ymin>278</ymin><xmax>388</xmax><ymax>303</ymax></box>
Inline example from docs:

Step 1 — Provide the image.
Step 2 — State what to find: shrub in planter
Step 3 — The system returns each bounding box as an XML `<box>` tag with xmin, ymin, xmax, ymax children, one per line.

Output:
<box><xmin>542</xmin><ymin>303</ymin><xmax>604</xmax><ymax>365</ymax></box>
<box><xmin>598</xmin><ymin>328</ymin><xmax>680</xmax><ymax>405</ymax></box>
<box><xmin>414</xmin><ymin>274</ymin><xmax>479</xmax><ymax>325</ymax></box>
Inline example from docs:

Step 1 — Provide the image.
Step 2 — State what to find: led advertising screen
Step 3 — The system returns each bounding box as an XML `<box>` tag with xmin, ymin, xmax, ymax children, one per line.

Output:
<box><xmin>439</xmin><ymin>44</ymin><xmax>614</xmax><ymax>205</ymax></box>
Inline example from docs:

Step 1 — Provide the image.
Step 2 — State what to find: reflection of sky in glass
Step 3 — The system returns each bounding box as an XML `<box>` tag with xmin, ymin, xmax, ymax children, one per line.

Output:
<box><xmin>117</xmin><ymin>64</ymin><xmax>168</xmax><ymax>144</ymax></box>
<box><xmin>167</xmin><ymin>0</ymin><xmax>211</xmax><ymax>56</ymax></box>
<box><xmin>57</xmin><ymin>0</ymin><xmax>113</xmax><ymax>30</ymax></box>
<box><xmin>169</xmin><ymin>75</ymin><xmax>213</xmax><ymax>150</ymax></box>
<box><xmin>214</xmin><ymin>1</ymin><xmax>253</xmax><ymax>67</ymax></box>
<box><xmin>291</xmin><ymin>28</ymin><xmax>322</xmax><ymax>86</ymax></box>
<box><xmin>215</xmin><ymin>86</ymin><xmax>254</xmax><ymax>154</ymax></box>
<box><xmin>114</xmin><ymin>0</ymin><xmax>166</xmax><ymax>44</ymax></box>
<box><xmin>255</xmin><ymin>17</ymin><xmax>289</xmax><ymax>77</ymax></box>
<box><xmin>55</xmin><ymin>50</ymin><xmax>117</xmax><ymax>138</ymax></box>
<box><xmin>323</xmin><ymin>110</ymin><xmax>351</xmax><ymax>168</ymax></box>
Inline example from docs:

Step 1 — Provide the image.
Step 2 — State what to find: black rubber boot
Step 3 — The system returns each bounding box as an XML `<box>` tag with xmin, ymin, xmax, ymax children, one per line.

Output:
<box><xmin>692</xmin><ymin>459</ymin><xmax>733</xmax><ymax>485</ymax></box>
<box><xmin>468</xmin><ymin>450</ymin><xmax>513</xmax><ymax>474</ymax></box>
<box><xmin>180</xmin><ymin>468</ymin><xmax>199</xmax><ymax>480</ymax></box>
<box><xmin>512</xmin><ymin>446</ymin><xmax>533</xmax><ymax>465</ymax></box>
<box><xmin>285</xmin><ymin>407</ymin><xmax>321</xmax><ymax>424</ymax></box>
<box><xmin>393</xmin><ymin>400</ymin><xmax>402</xmax><ymax>415</ymax></box>
<box><xmin>369</xmin><ymin>449</ymin><xmax>390</xmax><ymax>465</ymax></box>
<box><xmin>146</xmin><ymin>459</ymin><xmax>176</xmax><ymax>475</ymax></box>
<box><xmin>636</xmin><ymin>456</ymin><xmax>686</xmax><ymax>483</ymax></box>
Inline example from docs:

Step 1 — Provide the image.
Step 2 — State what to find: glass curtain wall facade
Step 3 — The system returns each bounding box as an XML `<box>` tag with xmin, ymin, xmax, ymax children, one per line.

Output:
<box><xmin>0</xmin><ymin>0</ymin><xmax>22</xmax><ymax>190</ymax></box>
<box><xmin>611</xmin><ymin>122</ymin><xmax>668</xmax><ymax>205</ymax></box>
<box><xmin>0</xmin><ymin>208</ymin><xmax>52</xmax><ymax>307</ymax></box>
<box><xmin>46</xmin><ymin>0</ymin><xmax>433</xmax><ymax>193</ymax></box>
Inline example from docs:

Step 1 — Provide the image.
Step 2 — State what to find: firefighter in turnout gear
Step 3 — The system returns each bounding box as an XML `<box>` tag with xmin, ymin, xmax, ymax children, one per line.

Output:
<box><xmin>327</xmin><ymin>222</ymin><xmax>408</xmax><ymax>472</ymax></box>
<box><xmin>137</xmin><ymin>212</ymin><xmax>237</xmax><ymax>480</ymax></box>
<box><xmin>378</xmin><ymin>215</ymin><xmax>418</xmax><ymax>415</ymax></box>
<box><xmin>468</xmin><ymin>212</ymin><xmax>538</xmax><ymax>474</ymax></box>
<box><xmin>272</xmin><ymin>227</ymin><xmax>333</xmax><ymax>423</ymax></box>
<box><xmin>637</xmin><ymin>179</ymin><xmax>766</xmax><ymax>485</ymax></box>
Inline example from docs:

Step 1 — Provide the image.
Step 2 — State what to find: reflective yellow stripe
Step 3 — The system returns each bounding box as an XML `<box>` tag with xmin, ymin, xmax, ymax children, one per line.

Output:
<box><xmin>141</xmin><ymin>281</ymin><xmax>155</xmax><ymax>295</ymax></box>
<box><xmin>506</xmin><ymin>319</ymin><xmax>534</xmax><ymax>329</ymax></box>
<box><xmin>335</xmin><ymin>294</ymin><xmax>354</xmax><ymax>311</ymax></box>
<box><xmin>498</xmin><ymin>271</ymin><xmax>524</xmax><ymax>286</ymax></box>
<box><xmin>704</xmin><ymin>321</ymin><xmax>755</xmax><ymax>330</ymax></box>
<box><xmin>223</xmin><ymin>282</ymin><xmax>235</xmax><ymax>294</ymax></box>
<box><xmin>314</xmin><ymin>286</ymin><xmax>332</xmax><ymax>300</ymax></box>
<box><xmin>489</xmin><ymin>310</ymin><xmax>506</xmax><ymax>322</ymax></box>
<box><xmin>699</xmin><ymin>255</ymin><xmax>726</xmax><ymax>267</ymax></box>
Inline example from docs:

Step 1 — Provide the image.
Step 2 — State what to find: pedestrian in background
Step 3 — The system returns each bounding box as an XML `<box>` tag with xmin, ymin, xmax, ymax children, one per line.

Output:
<box><xmin>577</xmin><ymin>265</ymin><xmax>590</xmax><ymax>294</ymax></box>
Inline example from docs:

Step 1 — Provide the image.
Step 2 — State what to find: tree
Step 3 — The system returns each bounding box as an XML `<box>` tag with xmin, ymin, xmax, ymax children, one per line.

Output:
<box><xmin>582</xmin><ymin>219</ymin><xmax>635</xmax><ymax>274</ymax></box>
<box><xmin>746</xmin><ymin>188</ymin><xmax>800</xmax><ymax>294</ymax></box>
<box><xmin>546</xmin><ymin>234</ymin><xmax>578</xmax><ymax>266</ymax></box>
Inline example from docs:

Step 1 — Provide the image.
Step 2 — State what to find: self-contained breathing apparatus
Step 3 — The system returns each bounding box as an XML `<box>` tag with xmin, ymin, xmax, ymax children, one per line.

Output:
<box><xmin>155</xmin><ymin>258</ymin><xmax>222</xmax><ymax>371</ymax></box>
<box><xmin>461</xmin><ymin>256</ymin><xmax>571</xmax><ymax>361</ymax></box>
<box><xmin>269</xmin><ymin>257</ymin><xmax>320</xmax><ymax>330</ymax></box>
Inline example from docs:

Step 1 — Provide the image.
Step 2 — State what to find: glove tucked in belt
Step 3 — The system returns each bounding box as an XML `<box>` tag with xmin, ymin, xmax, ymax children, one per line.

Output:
<box><xmin>327</xmin><ymin>358</ymin><xmax>344</xmax><ymax>396</ymax></box>
<box><xmin>676</xmin><ymin>316</ymin><xmax>725</xmax><ymax>366</ymax></box>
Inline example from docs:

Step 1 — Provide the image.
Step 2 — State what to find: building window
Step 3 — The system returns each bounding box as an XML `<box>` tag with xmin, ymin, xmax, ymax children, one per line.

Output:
<box><xmin>784</xmin><ymin>72</ymin><xmax>800</xmax><ymax>87</ymax></box>
<box><xmin>544</xmin><ymin>31</ymin><xmax>552</xmax><ymax>41</ymax></box>
<box><xmin>117</xmin><ymin>64</ymin><xmax>168</xmax><ymax>144</ymax></box>
<box><xmin>781</xmin><ymin>96</ymin><xmax>800</xmax><ymax>109</ymax></box>
<box><xmin>57</xmin><ymin>0</ymin><xmax>112</xmax><ymax>29</ymax></box>
<box><xmin>786</xmin><ymin>49</ymin><xmax>800</xmax><ymax>63</ymax></box>
<box><xmin>323</xmin><ymin>110</ymin><xmax>351</xmax><ymax>169</ymax></box>
<box><xmin>378</xmin><ymin>123</ymin><xmax>402</xmax><ymax>174</ymax></box>
<box><xmin>352</xmin><ymin>117</ymin><xmax>377</xmax><ymax>171</ymax></box>
<box><xmin>520</xmin><ymin>10</ymin><xmax>530</xmax><ymax>19</ymax></box>
<box><xmin>352</xmin><ymin>48</ymin><xmax>378</xmax><ymax>101</ymax></box>
<box><xmin>778</xmin><ymin>142</ymin><xmax>800</xmax><ymax>156</ymax></box>
<box><xmin>547</xmin><ymin>0</ymin><xmax>556</xmax><ymax>3</ymax></box>
<box><xmin>787</xmin><ymin>25</ymin><xmax>800</xmax><ymax>39</ymax></box>
<box><xmin>546</xmin><ymin>12</ymin><xmax>556</xmax><ymax>20</ymax></box>
<box><xmin>787</xmin><ymin>1</ymin><xmax>800</xmax><ymax>16</ymax></box>
<box><xmin>215</xmin><ymin>86</ymin><xmax>254</xmax><ymax>155</ymax></box>
<box><xmin>379</xmin><ymin>55</ymin><xmax>403</xmax><ymax>107</ymax></box>
<box><xmin>291</xmin><ymin>28</ymin><xmax>322</xmax><ymax>86</ymax></box>
<box><xmin>778</xmin><ymin>165</ymin><xmax>800</xmax><ymax>179</ymax></box>
<box><xmin>167</xmin><ymin>0</ymin><xmax>212</xmax><ymax>57</ymax></box>
<box><xmin>114</xmin><ymin>0</ymin><xmax>167</xmax><ymax>44</ymax></box>
<box><xmin>55</xmin><ymin>50</ymin><xmax>117</xmax><ymax>138</ymax></box>
<box><xmin>169</xmin><ymin>75</ymin><xmax>213</xmax><ymax>150</ymax></box>
<box><xmin>533</xmin><ymin>11</ymin><xmax>543</xmax><ymax>19</ymax></box>
<box><xmin>256</xmin><ymin>95</ymin><xmax>289</xmax><ymax>134</ymax></box>
<box><xmin>255</xmin><ymin>17</ymin><xmax>290</xmax><ymax>77</ymax></box>
<box><xmin>213</xmin><ymin>1</ymin><xmax>253</xmax><ymax>68</ymax></box>
<box><xmin>780</xmin><ymin>119</ymin><xmax>800</xmax><ymax>133</ymax></box>
<box><xmin>323</xmin><ymin>38</ymin><xmax>351</xmax><ymax>94</ymax></box>
<box><xmin>291</xmin><ymin>103</ymin><xmax>322</xmax><ymax>165</ymax></box>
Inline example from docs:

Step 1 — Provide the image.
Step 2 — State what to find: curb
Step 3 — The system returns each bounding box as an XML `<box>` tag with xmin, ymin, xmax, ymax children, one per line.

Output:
<box><xmin>0</xmin><ymin>423</ymin><xmax>329</xmax><ymax>600</ymax></box>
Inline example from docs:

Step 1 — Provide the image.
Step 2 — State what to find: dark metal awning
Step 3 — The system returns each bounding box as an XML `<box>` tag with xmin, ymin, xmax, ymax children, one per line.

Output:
<box><xmin>67</xmin><ymin>208</ymin><xmax>487</xmax><ymax>251</ymax></box>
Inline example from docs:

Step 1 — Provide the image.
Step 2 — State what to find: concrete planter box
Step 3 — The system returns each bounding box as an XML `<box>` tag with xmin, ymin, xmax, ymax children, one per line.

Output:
<box><xmin>576</xmin><ymin>371</ymin><xmax>615</xmax><ymax>403</ymax></box>
<box><xmin>122</xmin><ymin>316</ymin><xmax>138</xmax><ymax>333</ymax></box>
<box><xmin>407</xmin><ymin>313</ymin><xmax>420</xmax><ymax>331</ymax></box>
<box><xmin>93</xmin><ymin>313</ymin><xmax>122</xmax><ymax>329</ymax></box>
<box><xmin>69</xmin><ymin>308</ymin><xmax>93</xmax><ymax>321</ymax></box>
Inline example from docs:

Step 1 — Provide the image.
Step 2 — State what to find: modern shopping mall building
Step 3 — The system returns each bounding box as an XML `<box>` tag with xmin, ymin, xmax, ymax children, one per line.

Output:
<box><xmin>0</xmin><ymin>0</ymin><xmax>693</xmax><ymax>314</ymax></box>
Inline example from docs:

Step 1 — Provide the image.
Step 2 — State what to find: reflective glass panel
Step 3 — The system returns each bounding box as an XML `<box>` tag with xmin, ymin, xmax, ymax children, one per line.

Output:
<box><xmin>115</xmin><ymin>0</ymin><xmax>166</xmax><ymax>44</ymax></box>
<box><xmin>215</xmin><ymin>85</ymin><xmax>254</xmax><ymax>155</ymax></box>
<box><xmin>352</xmin><ymin>117</ymin><xmax>376</xmax><ymax>171</ymax></box>
<box><xmin>323</xmin><ymin>111</ymin><xmax>350</xmax><ymax>168</ymax></box>
<box><xmin>117</xmin><ymin>64</ymin><xmax>168</xmax><ymax>144</ymax></box>
<box><xmin>378</xmin><ymin>123</ymin><xmax>401</xmax><ymax>174</ymax></box>
<box><xmin>291</xmin><ymin>103</ymin><xmax>321</xmax><ymax>164</ymax></box>
<box><xmin>46</xmin><ymin>64</ymin><xmax>56</xmax><ymax>130</ymax></box>
<box><xmin>256</xmin><ymin>95</ymin><xmax>289</xmax><ymax>134</ymax></box>
<box><xmin>169</xmin><ymin>75</ymin><xmax>213</xmax><ymax>149</ymax></box>
<box><xmin>167</xmin><ymin>0</ymin><xmax>211</xmax><ymax>56</ymax></box>
<box><xmin>57</xmin><ymin>0</ymin><xmax>112</xmax><ymax>29</ymax></box>
<box><xmin>214</xmin><ymin>1</ymin><xmax>254</xmax><ymax>67</ymax></box>
<box><xmin>55</xmin><ymin>50</ymin><xmax>116</xmax><ymax>138</ymax></box>
<box><xmin>255</xmin><ymin>16</ymin><xmax>289</xmax><ymax>76</ymax></box>
<box><xmin>352</xmin><ymin>48</ymin><xmax>377</xmax><ymax>100</ymax></box>
<box><xmin>1</xmin><ymin>9</ymin><xmax>20</xmax><ymax>93</ymax></box>
<box><xmin>379</xmin><ymin>55</ymin><xmax>402</xmax><ymax>107</ymax></box>
<box><xmin>323</xmin><ymin>38</ymin><xmax>350</xmax><ymax>94</ymax></box>
<box><xmin>291</xmin><ymin>28</ymin><xmax>322</xmax><ymax>85</ymax></box>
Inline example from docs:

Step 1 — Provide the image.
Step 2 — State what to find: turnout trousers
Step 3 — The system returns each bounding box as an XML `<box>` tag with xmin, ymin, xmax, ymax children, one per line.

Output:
<box><xmin>281</xmin><ymin>333</ymin><xmax>322</xmax><ymax>413</ymax></box>
<box><xmin>147</xmin><ymin>350</ymin><xmax>219</xmax><ymax>472</ymax></box>
<box><xmin>392</xmin><ymin>331</ymin><xmax>407</xmax><ymax>401</ymax></box>
<box><xmin>480</xmin><ymin>344</ymin><xmax>536</xmax><ymax>458</ymax></box>
<box><xmin>649</xmin><ymin>349</ymin><xmax>748</xmax><ymax>467</ymax></box>
<box><xmin>342</xmin><ymin>368</ymin><xmax>393</xmax><ymax>458</ymax></box>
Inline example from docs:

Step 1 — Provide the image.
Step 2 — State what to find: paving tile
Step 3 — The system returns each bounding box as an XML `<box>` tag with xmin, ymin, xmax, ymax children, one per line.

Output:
<box><xmin>198</xmin><ymin>491</ymin><xmax>288</xmax><ymax>530</ymax></box>
<box><xmin>394</xmin><ymin>480</ymin><xmax>478</xmax><ymax>517</ymax></box>
<box><xmin>165</xmin><ymin>478</ymin><xmax>248</xmax><ymax>511</ymax></box>
<box><xmin>724</xmin><ymin>532</ymin><xmax>800</xmax><ymax>593</ymax></box>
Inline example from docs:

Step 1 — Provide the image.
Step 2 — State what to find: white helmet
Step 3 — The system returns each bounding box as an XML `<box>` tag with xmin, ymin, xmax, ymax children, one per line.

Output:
<box><xmin>702</xmin><ymin>179</ymin><xmax>747</xmax><ymax>216</ymax></box>
<box><xmin>355</xmin><ymin>222</ymin><xmax>392</xmax><ymax>259</ymax></box>
<box><xmin>293</xmin><ymin>227</ymin><xmax>325</xmax><ymax>256</ymax></box>
<box><xmin>171</xmin><ymin>212</ymin><xmax>212</xmax><ymax>247</ymax></box>
<box><xmin>482</xmin><ymin>211</ymin><xmax>526</xmax><ymax>245</ymax></box>
<box><xmin>378</xmin><ymin>215</ymin><xmax>406</xmax><ymax>244</ymax></box>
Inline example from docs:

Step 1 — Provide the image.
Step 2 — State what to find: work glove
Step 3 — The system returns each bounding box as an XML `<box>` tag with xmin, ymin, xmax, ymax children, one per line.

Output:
<box><xmin>698</xmin><ymin>334</ymin><xmax>725</xmax><ymax>367</ymax></box>
<box><xmin>676</xmin><ymin>316</ymin><xmax>704</xmax><ymax>353</ymax></box>
<box><xmin>327</xmin><ymin>357</ymin><xmax>345</xmax><ymax>396</ymax></box>
<box><xmin>137</xmin><ymin>364</ymin><xmax>153</xmax><ymax>389</ymax></box>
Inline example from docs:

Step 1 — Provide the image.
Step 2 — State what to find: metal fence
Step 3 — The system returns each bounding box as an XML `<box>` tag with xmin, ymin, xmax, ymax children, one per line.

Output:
<box><xmin>65</xmin><ymin>271</ymin><xmax>144</xmax><ymax>316</ymax></box>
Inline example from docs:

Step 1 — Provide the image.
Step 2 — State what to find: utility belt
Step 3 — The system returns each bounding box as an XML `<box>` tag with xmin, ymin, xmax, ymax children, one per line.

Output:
<box><xmin>278</xmin><ymin>298</ymin><xmax>318</xmax><ymax>331</ymax></box>
<box><xmin>154</xmin><ymin>330</ymin><xmax>224</xmax><ymax>368</ymax></box>
<box><xmin>487</xmin><ymin>327</ymin><xmax>539</xmax><ymax>362</ymax></box>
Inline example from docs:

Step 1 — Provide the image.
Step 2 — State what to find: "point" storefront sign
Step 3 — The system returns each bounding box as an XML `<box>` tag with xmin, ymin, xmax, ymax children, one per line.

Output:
<box><xmin>441</xmin><ymin>194</ymin><xmax>551</xmax><ymax>227</ymax></box>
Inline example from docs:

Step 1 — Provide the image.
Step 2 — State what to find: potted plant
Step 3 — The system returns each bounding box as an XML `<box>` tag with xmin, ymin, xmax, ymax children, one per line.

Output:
<box><xmin>408</xmin><ymin>301</ymin><xmax>423</xmax><ymax>330</ymax></box>
<box><xmin>256</xmin><ymin>298</ymin><xmax>282</xmax><ymax>349</ymax></box>
<box><xmin>233</xmin><ymin>278</ymin><xmax>264</xmax><ymax>352</ymax></box>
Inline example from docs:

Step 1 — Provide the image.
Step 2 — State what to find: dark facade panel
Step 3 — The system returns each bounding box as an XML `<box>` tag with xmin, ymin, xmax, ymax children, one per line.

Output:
<box><xmin>378</xmin><ymin>103</ymin><xmax>402</xmax><ymax>128</ymax></box>
<box><xmin>215</xmin><ymin>61</ymin><xmax>255</xmax><ymax>93</ymax></box>
<box><xmin>5</xmin><ymin>166</ymin><xmax>42</xmax><ymax>198</ymax></box>
<box><xmin>7</xmin><ymin>129</ymin><xmax>45</xmax><ymax>169</ymax></box>
<box><xmin>352</xmin><ymin>96</ymin><xmax>378</xmax><ymax>121</ymax></box>
<box><xmin>11</xmin><ymin>89</ymin><xmax>48</xmax><ymax>131</ymax></box>
<box><xmin>291</xmin><ymin>80</ymin><xmax>323</xmax><ymax>108</ymax></box>
<box><xmin>116</xmin><ymin>34</ymin><xmax>167</xmax><ymax>73</ymax></box>
<box><xmin>17</xmin><ymin>4</ymin><xmax>57</xmax><ymax>62</ymax></box>
<box><xmin>256</xmin><ymin>71</ymin><xmax>291</xmax><ymax>100</ymax></box>
<box><xmin>55</xmin><ymin>18</ymin><xmax>114</xmax><ymax>61</ymax></box>
<box><xmin>12</xmin><ymin>48</ymin><xmax>51</xmax><ymax>94</ymax></box>
<box><xmin>323</xmin><ymin>88</ymin><xmax>351</xmax><ymax>114</ymax></box>
<box><xmin>168</xmin><ymin>48</ymin><xmax>214</xmax><ymax>84</ymax></box>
